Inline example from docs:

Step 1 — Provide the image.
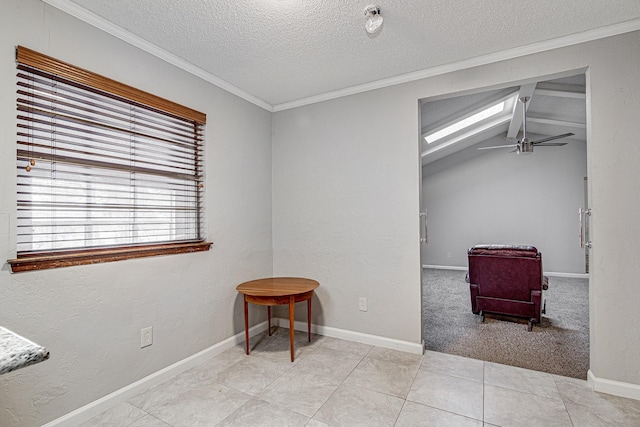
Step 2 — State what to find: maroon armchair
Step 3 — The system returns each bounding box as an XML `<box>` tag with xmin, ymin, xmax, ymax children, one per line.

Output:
<box><xmin>467</xmin><ymin>244</ymin><xmax>548</xmax><ymax>331</ymax></box>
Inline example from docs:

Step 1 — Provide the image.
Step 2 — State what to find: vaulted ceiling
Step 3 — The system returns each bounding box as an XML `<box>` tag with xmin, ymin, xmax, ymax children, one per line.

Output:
<box><xmin>420</xmin><ymin>74</ymin><xmax>586</xmax><ymax>166</ymax></box>
<box><xmin>45</xmin><ymin>0</ymin><xmax>640</xmax><ymax>111</ymax></box>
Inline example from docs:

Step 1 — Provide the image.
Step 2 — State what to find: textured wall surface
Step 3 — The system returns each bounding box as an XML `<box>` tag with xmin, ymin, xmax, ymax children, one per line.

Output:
<box><xmin>585</xmin><ymin>31</ymin><xmax>640</xmax><ymax>390</ymax></box>
<box><xmin>272</xmin><ymin>89</ymin><xmax>423</xmax><ymax>344</ymax></box>
<box><xmin>0</xmin><ymin>1</ymin><xmax>273</xmax><ymax>426</ymax></box>
<box><xmin>422</xmin><ymin>138</ymin><xmax>588</xmax><ymax>273</ymax></box>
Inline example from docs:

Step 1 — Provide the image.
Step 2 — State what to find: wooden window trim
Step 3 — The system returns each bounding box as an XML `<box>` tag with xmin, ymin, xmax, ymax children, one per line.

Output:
<box><xmin>8</xmin><ymin>241</ymin><xmax>212</xmax><ymax>273</ymax></box>
<box><xmin>10</xmin><ymin>46</ymin><xmax>209</xmax><ymax>273</ymax></box>
<box><xmin>16</xmin><ymin>46</ymin><xmax>206</xmax><ymax>124</ymax></box>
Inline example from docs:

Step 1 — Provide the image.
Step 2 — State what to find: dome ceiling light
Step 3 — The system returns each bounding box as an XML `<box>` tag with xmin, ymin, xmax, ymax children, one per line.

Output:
<box><xmin>364</xmin><ymin>5</ymin><xmax>383</xmax><ymax>34</ymax></box>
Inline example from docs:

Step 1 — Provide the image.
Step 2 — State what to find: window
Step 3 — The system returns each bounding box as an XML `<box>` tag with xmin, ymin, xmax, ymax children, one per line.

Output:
<box><xmin>424</xmin><ymin>101</ymin><xmax>506</xmax><ymax>144</ymax></box>
<box><xmin>9</xmin><ymin>46</ymin><xmax>210</xmax><ymax>272</ymax></box>
<box><xmin>420</xmin><ymin>91</ymin><xmax>519</xmax><ymax>159</ymax></box>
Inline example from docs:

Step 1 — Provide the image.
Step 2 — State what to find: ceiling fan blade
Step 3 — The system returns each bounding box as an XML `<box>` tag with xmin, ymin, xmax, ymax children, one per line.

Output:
<box><xmin>478</xmin><ymin>144</ymin><xmax>519</xmax><ymax>150</ymax></box>
<box><xmin>534</xmin><ymin>142</ymin><xmax>568</xmax><ymax>147</ymax></box>
<box><xmin>531</xmin><ymin>132</ymin><xmax>574</xmax><ymax>144</ymax></box>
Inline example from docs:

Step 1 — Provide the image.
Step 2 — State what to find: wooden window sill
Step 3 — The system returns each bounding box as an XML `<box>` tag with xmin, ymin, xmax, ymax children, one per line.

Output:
<box><xmin>7</xmin><ymin>242</ymin><xmax>212</xmax><ymax>273</ymax></box>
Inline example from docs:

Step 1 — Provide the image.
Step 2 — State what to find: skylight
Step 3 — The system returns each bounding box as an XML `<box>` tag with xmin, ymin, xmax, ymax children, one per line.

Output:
<box><xmin>424</xmin><ymin>101</ymin><xmax>506</xmax><ymax>144</ymax></box>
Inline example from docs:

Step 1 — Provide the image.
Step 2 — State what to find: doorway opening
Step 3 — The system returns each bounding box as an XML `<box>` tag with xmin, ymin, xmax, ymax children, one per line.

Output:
<box><xmin>419</xmin><ymin>72</ymin><xmax>590</xmax><ymax>379</ymax></box>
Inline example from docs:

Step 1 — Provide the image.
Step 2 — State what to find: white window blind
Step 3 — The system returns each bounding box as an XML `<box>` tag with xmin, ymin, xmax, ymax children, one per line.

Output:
<box><xmin>15</xmin><ymin>47</ymin><xmax>206</xmax><ymax>256</ymax></box>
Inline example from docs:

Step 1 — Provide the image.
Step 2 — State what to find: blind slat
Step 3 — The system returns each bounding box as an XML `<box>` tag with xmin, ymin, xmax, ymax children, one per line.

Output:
<box><xmin>18</xmin><ymin>139</ymin><xmax>199</xmax><ymax>172</ymax></box>
<box><xmin>17</xmin><ymin>75</ymin><xmax>201</xmax><ymax>134</ymax></box>
<box><xmin>17</xmin><ymin>150</ymin><xmax>201</xmax><ymax>181</ymax></box>
<box><xmin>17</xmin><ymin>92</ymin><xmax>201</xmax><ymax>143</ymax></box>
<box><xmin>17</xmin><ymin>125</ymin><xmax>202</xmax><ymax>162</ymax></box>
<box><xmin>17</xmin><ymin>105</ymin><xmax>201</xmax><ymax>147</ymax></box>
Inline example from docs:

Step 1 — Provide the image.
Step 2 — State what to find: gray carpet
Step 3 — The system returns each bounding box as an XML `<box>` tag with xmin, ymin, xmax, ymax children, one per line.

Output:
<box><xmin>423</xmin><ymin>268</ymin><xmax>589</xmax><ymax>379</ymax></box>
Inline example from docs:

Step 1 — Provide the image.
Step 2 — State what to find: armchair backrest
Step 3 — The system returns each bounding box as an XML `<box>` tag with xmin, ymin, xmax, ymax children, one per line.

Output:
<box><xmin>467</xmin><ymin>244</ymin><xmax>544</xmax><ymax>299</ymax></box>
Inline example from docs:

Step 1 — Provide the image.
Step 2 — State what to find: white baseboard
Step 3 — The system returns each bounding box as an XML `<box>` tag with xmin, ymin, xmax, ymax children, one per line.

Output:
<box><xmin>423</xmin><ymin>264</ymin><xmax>467</xmax><ymax>271</ymax></box>
<box><xmin>273</xmin><ymin>317</ymin><xmax>424</xmax><ymax>355</ymax></box>
<box><xmin>422</xmin><ymin>265</ymin><xmax>589</xmax><ymax>279</ymax></box>
<box><xmin>43</xmin><ymin>321</ymin><xmax>268</xmax><ymax>427</ymax></box>
<box><xmin>544</xmin><ymin>272</ymin><xmax>589</xmax><ymax>279</ymax></box>
<box><xmin>588</xmin><ymin>370</ymin><xmax>640</xmax><ymax>401</ymax></box>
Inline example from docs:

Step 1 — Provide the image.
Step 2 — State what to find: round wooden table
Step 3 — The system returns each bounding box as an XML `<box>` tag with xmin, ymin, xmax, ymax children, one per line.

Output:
<box><xmin>236</xmin><ymin>277</ymin><xmax>319</xmax><ymax>362</ymax></box>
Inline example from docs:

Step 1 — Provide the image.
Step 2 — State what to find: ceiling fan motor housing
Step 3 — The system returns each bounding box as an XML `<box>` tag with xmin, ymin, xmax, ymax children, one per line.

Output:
<box><xmin>519</xmin><ymin>139</ymin><xmax>534</xmax><ymax>154</ymax></box>
<box><xmin>477</xmin><ymin>93</ymin><xmax>574</xmax><ymax>153</ymax></box>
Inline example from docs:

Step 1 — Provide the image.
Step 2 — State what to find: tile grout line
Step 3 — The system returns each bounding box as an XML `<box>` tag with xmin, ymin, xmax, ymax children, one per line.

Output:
<box><xmin>295</xmin><ymin>339</ymin><xmax>370</xmax><ymax>423</ymax></box>
<box><xmin>211</xmin><ymin>337</ymin><xmax>317</xmax><ymax>426</ymax></box>
<box><xmin>553</xmin><ymin>375</ymin><xmax>577</xmax><ymax>427</ymax></box>
<box><xmin>392</xmin><ymin>352</ymin><xmax>427</xmax><ymax>426</ymax></box>
<box><xmin>482</xmin><ymin>360</ymin><xmax>486</xmax><ymax>423</ymax></box>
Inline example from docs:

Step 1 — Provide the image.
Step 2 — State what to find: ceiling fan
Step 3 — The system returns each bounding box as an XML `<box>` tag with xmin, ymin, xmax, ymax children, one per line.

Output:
<box><xmin>478</xmin><ymin>96</ymin><xmax>574</xmax><ymax>154</ymax></box>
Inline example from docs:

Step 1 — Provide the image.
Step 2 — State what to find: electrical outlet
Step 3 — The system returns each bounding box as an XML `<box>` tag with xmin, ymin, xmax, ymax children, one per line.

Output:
<box><xmin>359</xmin><ymin>297</ymin><xmax>368</xmax><ymax>312</ymax></box>
<box><xmin>141</xmin><ymin>327</ymin><xmax>153</xmax><ymax>348</ymax></box>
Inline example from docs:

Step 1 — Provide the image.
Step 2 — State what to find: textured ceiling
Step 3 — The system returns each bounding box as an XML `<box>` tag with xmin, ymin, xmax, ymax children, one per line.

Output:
<box><xmin>49</xmin><ymin>0</ymin><xmax>640</xmax><ymax>109</ymax></box>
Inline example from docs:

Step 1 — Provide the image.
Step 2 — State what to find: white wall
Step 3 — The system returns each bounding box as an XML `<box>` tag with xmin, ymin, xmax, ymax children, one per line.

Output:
<box><xmin>422</xmin><ymin>139</ymin><xmax>588</xmax><ymax>273</ymax></box>
<box><xmin>272</xmin><ymin>90</ymin><xmax>423</xmax><ymax>344</ymax></box>
<box><xmin>0</xmin><ymin>1</ymin><xmax>273</xmax><ymax>426</ymax></box>
<box><xmin>273</xmin><ymin>31</ymin><xmax>640</xmax><ymax>391</ymax></box>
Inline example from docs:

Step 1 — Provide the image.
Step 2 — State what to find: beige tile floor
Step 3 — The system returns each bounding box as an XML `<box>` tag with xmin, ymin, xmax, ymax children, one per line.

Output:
<box><xmin>81</xmin><ymin>328</ymin><xmax>640</xmax><ymax>427</ymax></box>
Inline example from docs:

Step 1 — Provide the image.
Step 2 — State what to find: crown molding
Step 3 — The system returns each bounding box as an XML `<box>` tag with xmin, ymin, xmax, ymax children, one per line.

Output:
<box><xmin>42</xmin><ymin>0</ymin><xmax>640</xmax><ymax>114</ymax></box>
<box><xmin>42</xmin><ymin>0</ymin><xmax>274</xmax><ymax>112</ymax></box>
<box><xmin>272</xmin><ymin>18</ymin><xmax>640</xmax><ymax>112</ymax></box>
